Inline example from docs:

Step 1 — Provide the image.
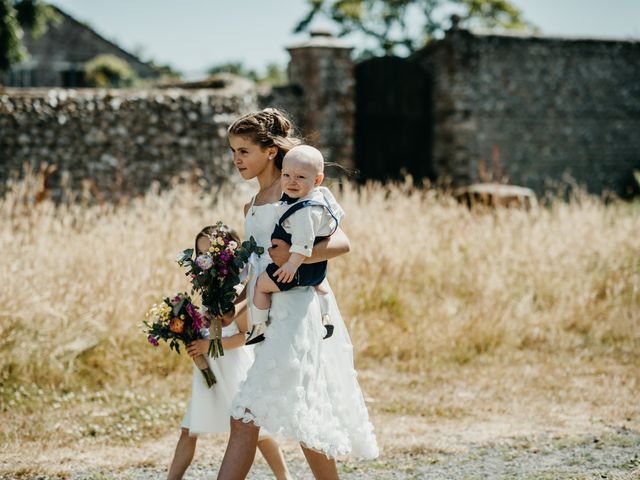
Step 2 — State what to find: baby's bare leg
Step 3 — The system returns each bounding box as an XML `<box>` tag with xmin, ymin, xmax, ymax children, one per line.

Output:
<box><xmin>254</xmin><ymin>272</ymin><xmax>280</xmax><ymax>311</ymax></box>
<box><xmin>314</xmin><ymin>279</ymin><xmax>330</xmax><ymax>296</ymax></box>
<box><xmin>314</xmin><ymin>279</ymin><xmax>331</xmax><ymax>315</ymax></box>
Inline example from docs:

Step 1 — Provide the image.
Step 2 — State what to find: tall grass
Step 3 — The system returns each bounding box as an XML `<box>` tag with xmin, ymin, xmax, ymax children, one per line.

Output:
<box><xmin>1</xmin><ymin>179</ymin><xmax>638</xmax><ymax>393</ymax></box>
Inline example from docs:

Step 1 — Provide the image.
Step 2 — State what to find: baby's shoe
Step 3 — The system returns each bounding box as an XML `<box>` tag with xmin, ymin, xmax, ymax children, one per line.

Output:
<box><xmin>246</xmin><ymin>304</ymin><xmax>269</xmax><ymax>345</ymax></box>
<box><xmin>322</xmin><ymin>314</ymin><xmax>334</xmax><ymax>339</ymax></box>
<box><xmin>246</xmin><ymin>323</ymin><xmax>267</xmax><ymax>345</ymax></box>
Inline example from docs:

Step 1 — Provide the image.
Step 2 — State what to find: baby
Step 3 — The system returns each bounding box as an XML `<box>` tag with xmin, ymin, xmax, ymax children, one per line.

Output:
<box><xmin>246</xmin><ymin>145</ymin><xmax>344</xmax><ymax>344</ymax></box>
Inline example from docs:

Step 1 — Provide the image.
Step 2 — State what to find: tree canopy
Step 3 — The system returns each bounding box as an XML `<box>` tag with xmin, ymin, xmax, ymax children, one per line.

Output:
<box><xmin>84</xmin><ymin>54</ymin><xmax>137</xmax><ymax>88</ymax></box>
<box><xmin>295</xmin><ymin>0</ymin><xmax>533</xmax><ymax>56</ymax></box>
<box><xmin>0</xmin><ymin>0</ymin><xmax>57</xmax><ymax>71</ymax></box>
<box><xmin>206</xmin><ymin>61</ymin><xmax>287</xmax><ymax>85</ymax></box>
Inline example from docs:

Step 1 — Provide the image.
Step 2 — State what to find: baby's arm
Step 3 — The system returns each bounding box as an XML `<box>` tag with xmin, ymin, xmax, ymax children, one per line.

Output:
<box><xmin>270</xmin><ymin>228</ymin><xmax>350</xmax><ymax>266</ymax></box>
<box><xmin>274</xmin><ymin>206</ymin><xmax>321</xmax><ymax>282</ymax></box>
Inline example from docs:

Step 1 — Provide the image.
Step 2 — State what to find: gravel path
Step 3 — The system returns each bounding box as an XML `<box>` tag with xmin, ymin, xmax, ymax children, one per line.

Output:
<box><xmin>12</xmin><ymin>427</ymin><xmax>638</xmax><ymax>480</ymax></box>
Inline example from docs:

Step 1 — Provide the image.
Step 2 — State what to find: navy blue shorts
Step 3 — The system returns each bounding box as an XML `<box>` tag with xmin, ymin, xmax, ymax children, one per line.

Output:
<box><xmin>266</xmin><ymin>261</ymin><xmax>327</xmax><ymax>291</ymax></box>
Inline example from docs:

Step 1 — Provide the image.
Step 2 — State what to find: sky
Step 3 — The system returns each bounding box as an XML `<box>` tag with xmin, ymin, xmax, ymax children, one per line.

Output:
<box><xmin>50</xmin><ymin>0</ymin><xmax>640</xmax><ymax>78</ymax></box>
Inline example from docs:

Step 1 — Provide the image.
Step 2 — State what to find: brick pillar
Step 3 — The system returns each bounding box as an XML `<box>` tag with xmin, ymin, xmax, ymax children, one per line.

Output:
<box><xmin>286</xmin><ymin>29</ymin><xmax>355</xmax><ymax>170</ymax></box>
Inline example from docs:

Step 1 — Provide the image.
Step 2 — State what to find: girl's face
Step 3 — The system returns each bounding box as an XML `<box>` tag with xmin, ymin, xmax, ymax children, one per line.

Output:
<box><xmin>228</xmin><ymin>134</ymin><xmax>277</xmax><ymax>180</ymax></box>
<box><xmin>196</xmin><ymin>235</ymin><xmax>212</xmax><ymax>255</ymax></box>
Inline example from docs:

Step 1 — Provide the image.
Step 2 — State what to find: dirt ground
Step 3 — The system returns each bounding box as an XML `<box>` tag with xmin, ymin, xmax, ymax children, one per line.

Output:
<box><xmin>2</xmin><ymin>353</ymin><xmax>639</xmax><ymax>479</ymax></box>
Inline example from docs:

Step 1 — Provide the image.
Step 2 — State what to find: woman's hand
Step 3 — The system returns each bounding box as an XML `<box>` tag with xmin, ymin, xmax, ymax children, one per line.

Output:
<box><xmin>268</xmin><ymin>239</ymin><xmax>291</xmax><ymax>267</ymax></box>
<box><xmin>186</xmin><ymin>339</ymin><xmax>210</xmax><ymax>358</ymax></box>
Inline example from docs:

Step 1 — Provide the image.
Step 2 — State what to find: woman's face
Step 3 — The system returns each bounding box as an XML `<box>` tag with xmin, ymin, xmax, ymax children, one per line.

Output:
<box><xmin>228</xmin><ymin>134</ymin><xmax>276</xmax><ymax>180</ymax></box>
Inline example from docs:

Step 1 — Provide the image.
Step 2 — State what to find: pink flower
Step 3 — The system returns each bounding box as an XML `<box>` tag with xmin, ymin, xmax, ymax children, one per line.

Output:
<box><xmin>147</xmin><ymin>335</ymin><xmax>159</xmax><ymax>347</ymax></box>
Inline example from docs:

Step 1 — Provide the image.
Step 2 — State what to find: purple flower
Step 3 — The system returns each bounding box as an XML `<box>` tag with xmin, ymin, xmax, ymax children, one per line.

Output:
<box><xmin>147</xmin><ymin>335</ymin><xmax>159</xmax><ymax>347</ymax></box>
<box><xmin>195</xmin><ymin>254</ymin><xmax>214</xmax><ymax>270</ymax></box>
<box><xmin>220</xmin><ymin>250</ymin><xmax>233</xmax><ymax>264</ymax></box>
<box><xmin>186</xmin><ymin>303</ymin><xmax>203</xmax><ymax>331</ymax></box>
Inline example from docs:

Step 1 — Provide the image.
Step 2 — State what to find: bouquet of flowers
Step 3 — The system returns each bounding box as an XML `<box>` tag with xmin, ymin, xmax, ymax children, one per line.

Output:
<box><xmin>144</xmin><ymin>292</ymin><xmax>217</xmax><ymax>388</ymax></box>
<box><xmin>176</xmin><ymin>222</ymin><xmax>263</xmax><ymax>353</ymax></box>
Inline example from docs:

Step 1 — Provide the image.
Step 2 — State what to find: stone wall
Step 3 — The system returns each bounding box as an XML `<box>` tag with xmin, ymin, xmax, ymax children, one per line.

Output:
<box><xmin>0</xmin><ymin>78</ymin><xmax>258</xmax><ymax>199</ymax></box>
<box><xmin>287</xmin><ymin>30</ymin><xmax>355</xmax><ymax>170</ymax></box>
<box><xmin>4</xmin><ymin>27</ymin><xmax>639</xmax><ymax>200</ymax></box>
<box><xmin>416</xmin><ymin>29</ymin><xmax>640</xmax><ymax>196</ymax></box>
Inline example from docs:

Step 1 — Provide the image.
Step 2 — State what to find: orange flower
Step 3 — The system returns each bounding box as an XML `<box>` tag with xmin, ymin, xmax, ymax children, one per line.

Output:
<box><xmin>169</xmin><ymin>317</ymin><xmax>184</xmax><ymax>334</ymax></box>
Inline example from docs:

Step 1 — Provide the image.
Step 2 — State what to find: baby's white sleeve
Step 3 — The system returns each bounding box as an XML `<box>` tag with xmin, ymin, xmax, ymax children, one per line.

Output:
<box><xmin>318</xmin><ymin>186</ymin><xmax>345</xmax><ymax>224</ymax></box>
<box><xmin>288</xmin><ymin>207</ymin><xmax>323</xmax><ymax>257</ymax></box>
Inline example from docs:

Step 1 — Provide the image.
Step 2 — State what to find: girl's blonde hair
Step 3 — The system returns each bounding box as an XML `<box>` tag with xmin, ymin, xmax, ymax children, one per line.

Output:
<box><xmin>228</xmin><ymin>108</ymin><xmax>302</xmax><ymax>169</ymax></box>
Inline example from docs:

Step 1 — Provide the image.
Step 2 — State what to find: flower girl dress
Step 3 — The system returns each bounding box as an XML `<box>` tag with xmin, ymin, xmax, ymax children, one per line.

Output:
<box><xmin>181</xmin><ymin>320</ymin><xmax>253</xmax><ymax>435</ymax></box>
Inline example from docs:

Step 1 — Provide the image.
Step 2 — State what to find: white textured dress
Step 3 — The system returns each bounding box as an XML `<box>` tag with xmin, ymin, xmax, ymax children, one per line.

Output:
<box><xmin>181</xmin><ymin>321</ymin><xmax>254</xmax><ymax>435</ymax></box>
<box><xmin>230</xmin><ymin>199</ymin><xmax>379</xmax><ymax>459</ymax></box>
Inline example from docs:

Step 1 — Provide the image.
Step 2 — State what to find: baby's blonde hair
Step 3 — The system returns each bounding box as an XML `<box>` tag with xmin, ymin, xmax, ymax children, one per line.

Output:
<box><xmin>282</xmin><ymin>145</ymin><xmax>324</xmax><ymax>175</ymax></box>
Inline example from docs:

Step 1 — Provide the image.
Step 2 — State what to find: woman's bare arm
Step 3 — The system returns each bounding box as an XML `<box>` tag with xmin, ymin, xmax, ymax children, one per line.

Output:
<box><xmin>268</xmin><ymin>226</ymin><xmax>351</xmax><ymax>266</ymax></box>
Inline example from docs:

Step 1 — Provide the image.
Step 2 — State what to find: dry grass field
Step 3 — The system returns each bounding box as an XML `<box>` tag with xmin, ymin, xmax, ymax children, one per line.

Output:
<box><xmin>1</xmin><ymin>176</ymin><xmax>639</xmax><ymax>478</ymax></box>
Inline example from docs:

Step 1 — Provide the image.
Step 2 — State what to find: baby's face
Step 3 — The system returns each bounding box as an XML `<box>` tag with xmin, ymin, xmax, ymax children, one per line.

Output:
<box><xmin>196</xmin><ymin>236</ymin><xmax>212</xmax><ymax>255</ymax></box>
<box><xmin>281</xmin><ymin>157</ymin><xmax>322</xmax><ymax>198</ymax></box>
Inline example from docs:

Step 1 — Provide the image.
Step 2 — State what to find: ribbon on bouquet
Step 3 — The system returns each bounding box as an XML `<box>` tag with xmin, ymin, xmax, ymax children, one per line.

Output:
<box><xmin>208</xmin><ymin>315</ymin><xmax>224</xmax><ymax>358</ymax></box>
<box><xmin>242</xmin><ymin>252</ymin><xmax>261</xmax><ymax>329</ymax></box>
<box><xmin>201</xmin><ymin>305</ymin><xmax>224</xmax><ymax>358</ymax></box>
<box><xmin>240</xmin><ymin>252</ymin><xmax>259</xmax><ymax>284</ymax></box>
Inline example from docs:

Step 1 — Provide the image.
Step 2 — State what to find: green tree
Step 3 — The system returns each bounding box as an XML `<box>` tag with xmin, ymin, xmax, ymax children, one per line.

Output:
<box><xmin>84</xmin><ymin>54</ymin><xmax>137</xmax><ymax>88</ymax></box>
<box><xmin>295</xmin><ymin>0</ymin><xmax>533</xmax><ymax>55</ymax></box>
<box><xmin>148</xmin><ymin>60</ymin><xmax>182</xmax><ymax>80</ymax></box>
<box><xmin>206</xmin><ymin>61</ymin><xmax>287</xmax><ymax>86</ymax></box>
<box><xmin>259</xmin><ymin>62</ymin><xmax>287</xmax><ymax>86</ymax></box>
<box><xmin>206</xmin><ymin>61</ymin><xmax>259</xmax><ymax>82</ymax></box>
<box><xmin>0</xmin><ymin>0</ymin><xmax>57</xmax><ymax>71</ymax></box>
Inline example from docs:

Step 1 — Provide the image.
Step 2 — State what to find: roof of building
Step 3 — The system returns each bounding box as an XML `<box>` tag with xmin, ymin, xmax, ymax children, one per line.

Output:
<box><xmin>20</xmin><ymin>5</ymin><xmax>158</xmax><ymax>77</ymax></box>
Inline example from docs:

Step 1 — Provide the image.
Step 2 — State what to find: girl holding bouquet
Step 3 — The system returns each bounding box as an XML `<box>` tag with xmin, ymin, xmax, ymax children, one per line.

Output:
<box><xmin>167</xmin><ymin>226</ymin><xmax>291</xmax><ymax>480</ymax></box>
<box><xmin>217</xmin><ymin>109</ymin><xmax>378</xmax><ymax>480</ymax></box>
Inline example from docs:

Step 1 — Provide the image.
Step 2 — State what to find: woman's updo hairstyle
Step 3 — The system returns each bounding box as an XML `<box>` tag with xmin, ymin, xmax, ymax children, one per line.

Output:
<box><xmin>228</xmin><ymin>108</ymin><xmax>302</xmax><ymax>169</ymax></box>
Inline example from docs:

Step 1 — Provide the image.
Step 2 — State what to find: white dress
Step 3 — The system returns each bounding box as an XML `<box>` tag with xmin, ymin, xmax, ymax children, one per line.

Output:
<box><xmin>181</xmin><ymin>320</ymin><xmax>254</xmax><ymax>435</ymax></box>
<box><xmin>230</xmin><ymin>200</ymin><xmax>379</xmax><ymax>459</ymax></box>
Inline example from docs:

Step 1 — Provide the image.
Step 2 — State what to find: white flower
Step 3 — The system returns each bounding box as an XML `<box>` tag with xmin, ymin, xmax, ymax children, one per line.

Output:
<box><xmin>195</xmin><ymin>254</ymin><xmax>214</xmax><ymax>270</ymax></box>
